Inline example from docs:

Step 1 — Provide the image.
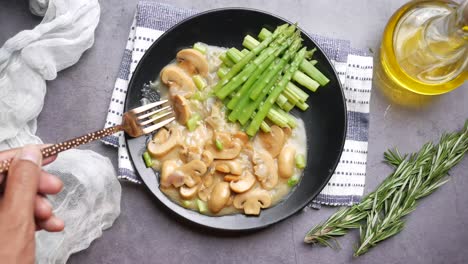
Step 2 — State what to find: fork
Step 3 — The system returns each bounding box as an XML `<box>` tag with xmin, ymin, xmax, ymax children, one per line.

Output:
<box><xmin>0</xmin><ymin>100</ymin><xmax>175</xmax><ymax>174</ymax></box>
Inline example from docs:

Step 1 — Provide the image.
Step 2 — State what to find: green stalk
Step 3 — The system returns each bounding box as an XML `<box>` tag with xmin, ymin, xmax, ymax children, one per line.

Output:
<box><xmin>213</xmin><ymin>24</ymin><xmax>286</xmax><ymax>93</ymax></box>
<box><xmin>243</xmin><ymin>35</ymin><xmax>260</xmax><ymax>50</ymax></box>
<box><xmin>250</xmin><ymin>37</ymin><xmax>302</xmax><ymax>100</ymax></box>
<box><xmin>237</xmin><ymin>38</ymin><xmax>302</xmax><ymax>124</ymax></box>
<box><xmin>282</xmin><ymin>101</ymin><xmax>295</xmax><ymax>112</ymax></box>
<box><xmin>246</xmin><ymin>47</ymin><xmax>307</xmax><ymax>136</ymax></box>
<box><xmin>300</xmin><ymin>59</ymin><xmax>330</xmax><ymax>86</ymax></box>
<box><xmin>272</xmin><ymin>105</ymin><xmax>297</xmax><ymax>128</ymax></box>
<box><xmin>296</xmin><ymin>100</ymin><xmax>309</xmax><ymax>111</ymax></box>
<box><xmin>226</xmin><ymin>37</ymin><xmax>293</xmax><ymax>116</ymax></box>
<box><xmin>281</xmin><ymin>87</ymin><xmax>300</xmax><ymax>105</ymax></box>
<box><xmin>286</xmin><ymin>82</ymin><xmax>309</xmax><ymax>102</ymax></box>
<box><xmin>258</xmin><ymin>28</ymin><xmax>273</xmax><ymax>41</ymax></box>
<box><xmin>260</xmin><ymin>121</ymin><xmax>271</xmax><ymax>132</ymax></box>
<box><xmin>219</xmin><ymin>53</ymin><xmax>235</xmax><ymax>67</ymax></box>
<box><xmin>217</xmin><ymin>66</ymin><xmax>229</xmax><ymax>78</ymax></box>
<box><xmin>293</xmin><ymin>71</ymin><xmax>320</xmax><ymax>92</ymax></box>
<box><xmin>266</xmin><ymin>107</ymin><xmax>289</xmax><ymax>127</ymax></box>
<box><xmin>216</xmin><ymin>46</ymin><xmax>279</xmax><ymax>100</ymax></box>
<box><xmin>226</xmin><ymin>53</ymin><xmax>276</xmax><ymax>111</ymax></box>
<box><xmin>226</xmin><ymin>48</ymin><xmax>243</xmax><ymax>63</ymax></box>
<box><xmin>276</xmin><ymin>94</ymin><xmax>289</xmax><ymax>107</ymax></box>
<box><xmin>238</xmin><ymin>71</ymin><xmax>282</xmax><ymax>125</ymax></box>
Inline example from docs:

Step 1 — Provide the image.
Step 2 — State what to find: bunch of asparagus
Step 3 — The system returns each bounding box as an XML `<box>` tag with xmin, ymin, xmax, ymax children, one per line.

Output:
<box><xmin>213</xmin><ymin>24</ymin><xmax>329</xmax><ymax>136</ymax></box>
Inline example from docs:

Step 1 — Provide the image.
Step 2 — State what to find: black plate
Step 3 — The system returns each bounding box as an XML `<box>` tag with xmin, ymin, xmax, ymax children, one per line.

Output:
<box><xmin>125</xmin><ymin>8</ymin><xmax>347</xmax><ymax>231</ymax></box>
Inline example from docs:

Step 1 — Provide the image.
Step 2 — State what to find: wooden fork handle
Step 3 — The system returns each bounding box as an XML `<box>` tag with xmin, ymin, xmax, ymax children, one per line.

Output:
<box><xmin>0</xmin><ymin>126</ymin><xmax>122</xmax><ymax>174</ymax></box>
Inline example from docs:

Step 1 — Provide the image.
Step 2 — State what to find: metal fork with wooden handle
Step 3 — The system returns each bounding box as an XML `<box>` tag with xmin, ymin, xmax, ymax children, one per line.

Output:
<box><xmin>0</xmin><ymin>100</ymin><xmax>175</xmax><ymax>174</ymax></box>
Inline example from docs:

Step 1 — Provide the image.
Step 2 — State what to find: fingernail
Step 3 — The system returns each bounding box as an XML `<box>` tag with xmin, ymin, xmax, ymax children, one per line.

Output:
<box><xmin>17</xmin><ymin>145</ymin><xmax>42</xmax><ymax>165</ymax></box>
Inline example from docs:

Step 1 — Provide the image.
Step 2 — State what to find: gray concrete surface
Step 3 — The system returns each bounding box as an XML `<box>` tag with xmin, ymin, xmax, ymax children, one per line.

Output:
<box><xmin>1</xmin><ymin>0</ymin><xmax>467</xmax><ymax>263</ymax></box>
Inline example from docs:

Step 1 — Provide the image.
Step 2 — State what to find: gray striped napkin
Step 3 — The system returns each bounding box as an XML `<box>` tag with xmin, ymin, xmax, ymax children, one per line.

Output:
<box><xmin>102</xmin><ymin>1</ymin><xmax>373</xmax><ymax>206</ymax></box>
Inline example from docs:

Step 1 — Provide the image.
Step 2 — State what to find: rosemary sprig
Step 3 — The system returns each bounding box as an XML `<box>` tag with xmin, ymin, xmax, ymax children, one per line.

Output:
<box><xmin>305</xmin><ymin>120</ymin><xmax>468</xmax><ymax>256</ymax></box>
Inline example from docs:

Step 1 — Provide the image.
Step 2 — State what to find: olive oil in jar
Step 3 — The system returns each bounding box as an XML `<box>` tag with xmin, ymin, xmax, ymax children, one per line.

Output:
<box><xmin>379</xmin><ymin>0</ymin><xmax>467</xmax><ymax>101</ymax></box>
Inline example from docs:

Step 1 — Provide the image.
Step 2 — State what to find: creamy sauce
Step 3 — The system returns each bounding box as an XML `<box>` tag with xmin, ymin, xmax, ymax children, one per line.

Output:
<box><xmin>148</xmin><ymin>44</ymin><xmax>307</xmax><ymax>216</ymax></box>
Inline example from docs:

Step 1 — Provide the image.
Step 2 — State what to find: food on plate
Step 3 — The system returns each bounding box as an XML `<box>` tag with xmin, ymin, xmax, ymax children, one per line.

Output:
<box><xmin>144</xmin><ymin>24</ymin><xmax>329</xmax><ymax>216</ymax></box>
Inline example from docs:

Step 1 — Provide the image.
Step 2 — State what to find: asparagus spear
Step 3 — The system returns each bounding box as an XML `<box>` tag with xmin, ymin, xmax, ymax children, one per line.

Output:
<box><xmin>235</xmin><ymin>39</ymin><xmax>302</xmax><ymax>124</ymax></box>
<box><xmin>248</xmin><ymin>29</ymin><xmax>327</xmax><ymax>88</ymax></box>
<box><xmin>213</xmin><ymin>24</ymin><xmax>287</xmax><ymax>93</ymax></box>
<box><xmin>216</xmin><ymin>26</ymin><xmax>296</xmax><ymax>99</ymax></box>
<box><xmin>246</xmin><ymin>47</ymin><xmax>307</xmax><ymax>136</ymax></box>
<box><xmin>229</xmin><ymin>35</ymin><xmax>314</xmax><ymax>108</ymax></box>
<box><xmin>226</xmin><ymin>37</ymin><xmax>293</xmax><ymax>114</ymax></box>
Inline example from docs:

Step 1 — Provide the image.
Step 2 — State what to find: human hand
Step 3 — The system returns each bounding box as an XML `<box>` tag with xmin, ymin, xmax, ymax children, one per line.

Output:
<box><xmin>0</xmin><ymin>145</ymin><xmax>64</xmax><ymax>263</ymax></box>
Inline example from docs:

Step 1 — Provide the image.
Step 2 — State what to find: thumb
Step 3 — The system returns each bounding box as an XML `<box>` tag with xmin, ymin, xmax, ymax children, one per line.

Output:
<box><xmin>3</xmin><ymin>146</ymin><xmax>42</xmax><ymax>216</ymax></box>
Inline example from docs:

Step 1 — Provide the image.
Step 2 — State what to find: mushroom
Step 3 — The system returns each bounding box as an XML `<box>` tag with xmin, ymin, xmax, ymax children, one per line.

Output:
<box><xmin>257</xmin><ymin>125</ymin><xmax>285</xmax><ymax>158</ymax></box>
<box><xmin>223</xmin><ymin>175</ymin><xmax>240</xmax><ymax>182</ymax></box>
<box><xmin>160</xmin><ymin>65</ymin><xmax>196</xmax><ymax>98</ymax></box>
<box><xmin>172</xmin><ymin>94</ymin><xmax>191</xmax><ymax>125</ymax></box>
<box><xmin>179</xmin><ymin>184</ymin><xmax>200</xmax><ymax>199</ymax></box>
<box><xmin>173</xmin><ymin>160</ymin><xmax>207</xmax><ymax>188</ymax></box>
<box><xmin>152</xmin><ymin>128</ymin><xmax>169</xmax><ymax>142</ymax></box>
<box><xmin>160</xmin><ymin>160</ymin><xmax>184</xmax><ymax>188</ymax></box>
<box><xmin>252</xmin><ymin>150</ymin><xmax>278</xmax><ymax>190</ymax></box>
<box><xmin>201</xmin><ymin>150</ymin><xmax>214</xmax><ymax>166</ymax></box>
<box><xmin>206</xmin><ymin>133</ymin><xmax>243</xmax><ymax>160</ymax></box>
<box><xmin>206</xmin><ymin>141</ymin><xmax>242</xmax><ymax>160</ymax></box>
<box><xmin>233</xmin><ymin>132</ymin><xmax>249</xmax><ymax>145</ymax></box>
<box><xmin>208</xmin><ymin>182</ymin><xmax>231</xmax><ymax>213</ymax></box>
<box><xmin>176</xmin><ymin>49</ymin><xmax>209</xmax><ymax>77</ymax></box>
<box><xmin>233</xmin><ymin>188</ymin><xmax>272</xmax><ymax>215</ymax></box>
<box><xmin>180</xmin><ymin>145</ymin><xmax>202</xmax><ymax>163</ymax></box>
<box><xmin>278</xmin><ymin>146</ymin><xmax>296</xmax><ymax>179</ymax></box>
<box><xmin>229</xmin><ymin>171</ymin><xmax>255</xmax><ymax>193</ymax></box>
<box><xmin>147</xmin><ymin>127</ymin><xmax>180</xmax><ymax>157</ymax></box>
<box><xmin>214</xmin><ymin>160</ymin><xmax>243</xmax><ymax>175</ymax></box>
<box><xmin>283</xmin><ymin>127</ymin><xmax>292</xmax><ymax>138</ymax></box>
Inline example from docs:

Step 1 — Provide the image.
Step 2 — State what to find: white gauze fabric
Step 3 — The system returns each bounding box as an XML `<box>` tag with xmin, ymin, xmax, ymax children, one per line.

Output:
<box><xmin>0</xmin><ymin>0</ymin><xmax>122</xmax><ymax>263</ymax></box>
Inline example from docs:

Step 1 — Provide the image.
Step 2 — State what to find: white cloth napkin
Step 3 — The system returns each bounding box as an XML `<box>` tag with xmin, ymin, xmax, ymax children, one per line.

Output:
<box><xmin>103</xmin><ymin>1</ymin><xmax>373</xmax><ymax>206</ymax></box>
<box><xmin>0</xmin><ymin>0</ymin><xmax>121</xmax><ymax>263</ymax></box>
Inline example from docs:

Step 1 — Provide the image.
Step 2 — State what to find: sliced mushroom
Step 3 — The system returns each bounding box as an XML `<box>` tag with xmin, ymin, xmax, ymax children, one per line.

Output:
<box><xmin>223</xmin><ymin>175</ymin><xmax>240</xmax><ymax>182</ymax></box>
<box><xmin>152</xmin><ymin>128</ymin><xmax>169</xmax><ymax>142</ymax></box>
<box><xmin>253</xmin><ymin>150</ymin><xmax>278</xmax><ymax>190</ymax></box>
<box><xmin>258</xmin><ymin>125</ymin><xmax>285</xmax><ymax>158</ymax></box>
<box><xmin>198</xmin><ymin>173</ymin><xmax>217</xmax><ymax>202</ymax></box>
<box><xmin>173</xmin><ymin>160</ymin><xmax>207</xmax><ymax>188</ymax></box>
<box><xmin>229</xmin><ymin>171</ymin><xmax>255</xmax><ymax>193</ymax></box>
<box><xmin>206</xmin><ymin>133</ymin><xmax>242</xmax><ymax>160</ymax></box>
<box><xmin>179</xmin><ymin>184</ymin><xmax>199</xmax><ymax>199</ymax></box>
<box><xmin>233</xmin><ymin>131</ymin><xmax>249</xmax><ymax>145</ymax></box>
<box><xmin>214</xmin><ymin>160</ymin><xmax>243</xmax><ymax>175</ymax></box>
<box><xmin>278</xmin><ymin>146</ymin><xmax>296</xmax><ymax>179</ymax></box>
<box><xmin>172</xmin><ymin>94</ymin><xmax>191</xmax><ymax>125</ymax></box>
<box><xmin>233</xmin><ymin>188</ymin><xmax>272</xmax><ymax>215</ymax></box>
<box><xmin>147</xmin><ymin>127</ymin><xmax>180</xmax><ymax>157</ymax></box>
<box><xmin>283</xmin><ymin>127</ymin><xmax>292</xmax><ymax>138</ymax></box>
<box><xmin>208</xmin><ymin>182</ymin><xmax>231</xmax><ymax>213</ymax></box>
<box><xmin>176</xmin><ymin>49</ymin><xmax>209</xmax><ymax>77</ymax></box>
<box><xmin>160</xmin><ymin>160</ymin><xmax>184</xmax><ymax>188</ymax></box>
<box><xmin>201</xmin><ymin>150</ymin><xmax>214</xmax><ymax>166</ymax></box>
<box><xmin>180</xmin><ymin>145</ymin><xmax>202</xmax><ymax>163</ymax></box>
<box><xmin>160</xmin><ymin>65</ymin><xmax>196</xmax><ymax>98</ymax></box>
<box><xmin>206</xmin><ymin>141</ymin><xmax>242</xmax><ymax>160</ymax></box>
